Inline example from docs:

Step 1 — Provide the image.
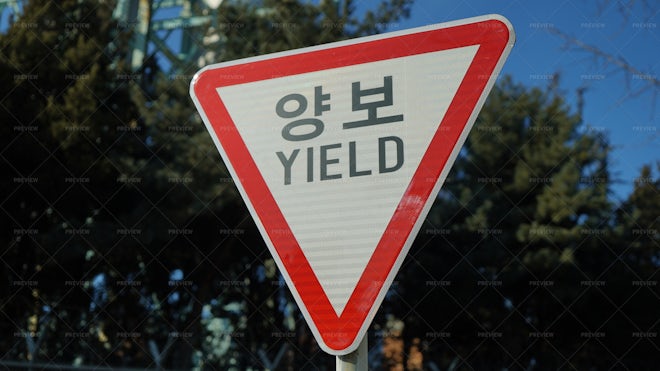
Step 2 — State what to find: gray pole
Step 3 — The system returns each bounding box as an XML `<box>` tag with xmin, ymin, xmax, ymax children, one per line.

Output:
<box><xmin>336</xmin><ymin>336</ymin><xmax>368</xmax><ymax>371</ymax></box>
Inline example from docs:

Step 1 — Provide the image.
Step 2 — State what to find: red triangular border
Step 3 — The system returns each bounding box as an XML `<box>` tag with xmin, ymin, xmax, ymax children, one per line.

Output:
<box><xmin>191</xmin><ymin>15</ymin><xmax>513</xmax><ymax>354</ymax></box>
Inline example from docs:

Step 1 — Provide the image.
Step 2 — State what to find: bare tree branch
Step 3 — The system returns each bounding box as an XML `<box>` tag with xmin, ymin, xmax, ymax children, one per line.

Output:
<box><xmin>549</xmin><ymin>25</ymin><xmax>658</xmax><ymax>117</ymax></box>
<box><xmin>549</xmin><ymin>27</ymin><xmax>659</xmax><ymax>89</ymax></box>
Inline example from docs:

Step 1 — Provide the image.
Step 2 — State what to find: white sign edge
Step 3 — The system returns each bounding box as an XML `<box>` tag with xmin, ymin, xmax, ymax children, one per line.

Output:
<box><xmin>189</xmin><ymin>13</ymin><xmax>516</xmax><ymax>356</ymax></box>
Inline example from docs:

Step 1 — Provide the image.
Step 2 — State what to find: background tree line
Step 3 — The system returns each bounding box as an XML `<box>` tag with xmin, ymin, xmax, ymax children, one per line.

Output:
<box><xmin>1</xmin><ymin>0</ymin><xmax>657</xmax><ymax>369</ymax></box>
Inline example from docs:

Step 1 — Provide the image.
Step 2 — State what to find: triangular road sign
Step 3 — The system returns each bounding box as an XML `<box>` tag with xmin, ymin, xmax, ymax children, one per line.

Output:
<box><xmin>190</xmin><ymin>14</ymin><xmax>514</xmax><ymax>355</ymax></box>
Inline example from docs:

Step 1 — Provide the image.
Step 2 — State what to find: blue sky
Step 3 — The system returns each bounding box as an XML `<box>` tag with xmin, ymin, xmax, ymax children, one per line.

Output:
<box><xmin>382</xmin><ymin>0</ymin><xmax>658</xmax><ymax>200</ymax></box>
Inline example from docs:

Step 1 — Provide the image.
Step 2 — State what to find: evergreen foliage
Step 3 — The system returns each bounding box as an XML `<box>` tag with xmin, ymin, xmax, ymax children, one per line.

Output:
<box><xmin>1</xmin><ymin>0</ymin><xmax>656</xmax><ymax>369</ymax></box>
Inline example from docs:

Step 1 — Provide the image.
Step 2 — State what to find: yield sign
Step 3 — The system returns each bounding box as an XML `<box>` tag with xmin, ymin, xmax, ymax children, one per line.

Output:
<box><xmin>190</xmin><ymin>15</ymin><xmax>514</xmax><ymax>355</ymax></box>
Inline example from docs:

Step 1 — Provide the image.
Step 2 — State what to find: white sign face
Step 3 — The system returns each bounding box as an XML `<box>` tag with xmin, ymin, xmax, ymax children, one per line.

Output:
<box><xmin>190</xmin><ymin>14</ymin><xmax>514</xmax><ymax>355</ymax></box>
<box><xmin>219</xmin><ymin>46</ymin><xmax>478</xmax><ymax>315</ymax></box>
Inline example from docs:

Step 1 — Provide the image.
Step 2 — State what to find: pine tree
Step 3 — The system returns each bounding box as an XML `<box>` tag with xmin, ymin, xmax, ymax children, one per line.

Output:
<box><xmin>395</xmin><ymin>77</ymin><xmax>634</xmax><ymax>369</ymax></box>
<box><xmin>0</xmin><ymin>0</ymin><xmax>144</xmax><ymax>364</ymax></box>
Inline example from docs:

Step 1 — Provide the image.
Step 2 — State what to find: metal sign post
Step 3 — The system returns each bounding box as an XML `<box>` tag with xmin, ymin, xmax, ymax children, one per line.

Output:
<box><xmin>336</xmin><ymin>336</ymin><xmax>367</xmax><ymax>371</ymax></box>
